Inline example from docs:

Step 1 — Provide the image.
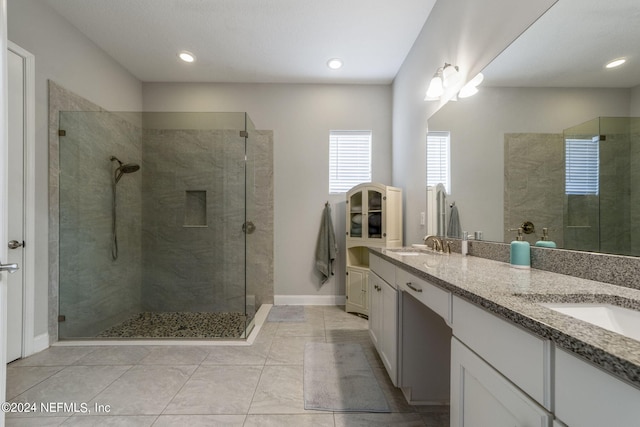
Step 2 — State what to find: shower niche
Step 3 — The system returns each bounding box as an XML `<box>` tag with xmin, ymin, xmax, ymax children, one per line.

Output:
<box><xmin>56</xmin><ymin>106</ymin><xmax>273</xmax><ymax>340</ymax></box>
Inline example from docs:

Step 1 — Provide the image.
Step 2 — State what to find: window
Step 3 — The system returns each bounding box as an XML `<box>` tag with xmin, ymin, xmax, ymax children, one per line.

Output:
<box><xmin>565</xmin><ymin>137</ymin><xmax>599</xmax><ymax>195</ymax></box>
<box><xmin>329</xmin><ymin>130</ymin><xmax>372</xmax><ymax>193</ymax></box>
<box><xmin>426</xmin><ymin>131</ymin><xmax>451</xmax><ymax>193</ymax></box>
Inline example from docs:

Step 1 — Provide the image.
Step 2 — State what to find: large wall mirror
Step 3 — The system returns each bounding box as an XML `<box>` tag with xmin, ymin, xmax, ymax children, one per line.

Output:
<box><xmin>428</xmin><ymin>0</ymin><xmax>640</xmax><ymax>256</ymax></box>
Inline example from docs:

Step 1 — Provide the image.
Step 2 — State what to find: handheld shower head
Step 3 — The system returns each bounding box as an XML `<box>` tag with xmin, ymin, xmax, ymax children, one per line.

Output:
<box><xmin>111</xmin><ymin>156</ymin><xmax>140</xmax><ymax>183</ymax></box>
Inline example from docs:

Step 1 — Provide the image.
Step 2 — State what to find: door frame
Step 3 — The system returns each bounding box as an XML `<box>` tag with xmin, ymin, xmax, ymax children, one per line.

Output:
<box><xmin>7</xmin><ymin>41</ymin><xmax>36</xmax><ymax>358</ymax></box>
<box><xmin>1</xmin><ymin>0</ymin><xmax>10</xmax><ymax>415</ymax></box>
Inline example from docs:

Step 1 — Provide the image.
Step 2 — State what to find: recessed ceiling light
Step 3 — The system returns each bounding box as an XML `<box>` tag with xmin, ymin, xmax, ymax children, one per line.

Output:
<box><xmin>178</xmin><ymin>51</ymin><xmax>196</xmax><ymax>63</ymax></box>
<box><xmin>605</xmin><ymin>58</ymin><xmax>626</xmax><ymax>69</ymax></box>
<box><xmin>327</xmin><ymin>58</ymin><xmax>343</xmax><ymax>70</ymax></box>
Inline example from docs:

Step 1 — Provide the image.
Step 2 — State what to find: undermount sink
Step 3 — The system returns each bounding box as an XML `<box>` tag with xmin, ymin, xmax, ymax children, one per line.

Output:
<box><xmin>539</xmin><ymin>303</ymin><xmax>640</xmax><ymax>342</ymax></box>
<box><xmin>390</xmin><ymin>251</ymin><xmax>420</xmax><ymax>256</ymax></box>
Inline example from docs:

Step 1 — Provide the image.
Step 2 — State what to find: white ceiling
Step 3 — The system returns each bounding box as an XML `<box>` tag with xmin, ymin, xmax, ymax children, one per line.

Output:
<box><xmin>483</xmin><ymin>0</ymin><xmax>640</xmax><ymax>88</ymax></box>
<box><xmin>44</xmin><ymin>0</ymin><xmax>436</xmax><ymax>84</ymax></box>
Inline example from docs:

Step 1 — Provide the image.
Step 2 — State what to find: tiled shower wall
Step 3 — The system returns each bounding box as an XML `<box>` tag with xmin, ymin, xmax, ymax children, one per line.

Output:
<box><xmin>503</xmin><ymin>133</ymin><xmax>565</xmax><ymax>247</ymax></box>
<box><xmin>50</xmin><ymin>82</ymin><xmax>274</xmax><ymax>339</ymax></box>
<box><xmin>58</xmin><ymin>111</ymin><xmax>143</xmax><ymax>338</ymax></box>
<box><xmin>141</xmin><ymin>128</ymin><xmax>247</xmax><ymax>313</ymax></box>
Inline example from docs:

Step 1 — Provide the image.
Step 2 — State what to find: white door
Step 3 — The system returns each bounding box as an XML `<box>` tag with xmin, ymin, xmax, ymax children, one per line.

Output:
<box><xmin>6</xmin><ymin>47</ymin><xmax>25</xmax><ymax>363</ymax></box>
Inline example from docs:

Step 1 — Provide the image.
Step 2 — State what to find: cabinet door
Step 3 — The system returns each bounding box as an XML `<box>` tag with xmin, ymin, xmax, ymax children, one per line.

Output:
<box><xmin>348</xmin><ymin>190</ymin><xmax>363</xmax><ymax>238</ymax></box>
<box><xmin>346</xmin><ymin>267</ymin><xmax>368</xmax><ymax>314</ymax></box>
<box><xmin>379</xmin><ymin>278</ymin><xmax>398</xmax><ymax>386</ymax></box>
<box><xmin>367</xmin><ymin>189</ymin><xmax>384</xmax><ymax>240</ymax></box>
<box><xmin>368</xmin><ymin>272</ymin><xmax>382</xmax><ymax>348</ymax></box>
<box><xmin>451</xmin><ymin>338</ymin><xmax>552</xmax><ymax>427</ymax></box>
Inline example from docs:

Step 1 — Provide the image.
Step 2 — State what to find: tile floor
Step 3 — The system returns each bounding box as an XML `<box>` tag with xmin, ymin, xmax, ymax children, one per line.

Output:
<box><xmin>5</xmin><ymin>306</ymin><xmax>449</xmax><ymax>426</ymax></box>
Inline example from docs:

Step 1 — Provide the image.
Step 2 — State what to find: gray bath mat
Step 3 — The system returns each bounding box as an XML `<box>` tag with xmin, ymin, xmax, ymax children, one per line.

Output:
<box><xmin>303</xmin><ymin>342</ymin><xmax>390</xmax><ymax>412</ymax></box>
<box><xmin>267</xmin><ymin>305</ymin><xmax>306</xmax><ymax>322</ymax></box>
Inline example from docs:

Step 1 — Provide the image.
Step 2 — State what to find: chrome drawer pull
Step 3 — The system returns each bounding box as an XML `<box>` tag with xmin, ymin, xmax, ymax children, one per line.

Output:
<box><xmin>406</xmin><ymin>282</ymin><xmax>422</xmax><ymax>293</ymax></box>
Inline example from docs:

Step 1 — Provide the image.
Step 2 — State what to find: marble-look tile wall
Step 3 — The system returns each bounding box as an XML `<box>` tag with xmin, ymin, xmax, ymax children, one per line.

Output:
<box><xmin>58</xmin><ymin>111</ymin><xmax>143</xmax><ymax>338</ymax></box>
<box><xmin>631</xmin><ymin>118</ymin><xmax>640</xmax><ymax>255</ymax></box>
<box><xmin>504</xmin><ymin>133</ymin><xmax>564</xmax><ymax>247</ymax></box>
<box><xmin>598</xmin><ymin>129</ymin><xmax>631</xmax><ymax>255</ymax></box>
<box><xmin>140</xmin><ymin>126</ymin><xmax>275</xmax><ymax>315</ymax></box>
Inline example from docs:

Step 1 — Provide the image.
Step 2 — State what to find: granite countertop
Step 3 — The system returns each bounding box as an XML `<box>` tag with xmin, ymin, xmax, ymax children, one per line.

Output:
<box><xmin>370</xmin><ymin>247</ymin><xmax>640</xmax><ymax>389</ymax></box>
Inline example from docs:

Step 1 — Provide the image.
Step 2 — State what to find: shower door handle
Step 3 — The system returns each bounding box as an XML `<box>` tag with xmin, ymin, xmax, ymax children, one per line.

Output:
<box><xmin>242</xmin><ymin>221</ymin><xmax>256</xmax><ymax>234</ymax></box>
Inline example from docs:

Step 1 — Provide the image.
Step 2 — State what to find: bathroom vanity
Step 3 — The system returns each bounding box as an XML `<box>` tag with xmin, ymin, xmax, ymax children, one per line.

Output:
<box><xmin>369</xmin><ymin>248</ymin><xmax>640</xmax><ymax>427</ymax></box>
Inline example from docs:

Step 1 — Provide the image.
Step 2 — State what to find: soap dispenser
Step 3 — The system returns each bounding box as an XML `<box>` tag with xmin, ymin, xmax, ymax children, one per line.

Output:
<box><xmin>535</xmin><ymin>227</ymin><xmax>557</xmax><ymax>248</ymax></box>
<box><xmin>510</xmin><ymin>228</ymin><xmax>531</xmax><ymax>269</ymax></box>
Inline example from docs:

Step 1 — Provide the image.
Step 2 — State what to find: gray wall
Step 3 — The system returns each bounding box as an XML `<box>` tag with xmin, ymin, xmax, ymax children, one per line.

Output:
<box><xmin>142</xmin><ymin>83</ymin><xmax>392</xmax><ymax>300</ymax></box>
<box><xmin>8</xmin><ymin>0</ymin><xmax>142</xmax><ymax>339</ymax></box>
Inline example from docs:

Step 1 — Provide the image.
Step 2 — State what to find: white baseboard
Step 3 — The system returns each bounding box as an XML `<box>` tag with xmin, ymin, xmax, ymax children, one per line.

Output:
<box><xmin>274</xmin><ymin>295</ymin><xmax>346</xmax><ymax>306</ymax></box>
<box><xmin>30</xmin><ymin>333</ymin><xmax>50</xmax><ymax>355</ymax></box>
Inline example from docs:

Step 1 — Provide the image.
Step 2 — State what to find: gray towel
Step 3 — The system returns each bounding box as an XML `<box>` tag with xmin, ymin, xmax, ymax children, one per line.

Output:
<box><xmin>316</xmin><ymin>203</ymin><xmax>338</xmax><ymax>285</ymax></box>
<box><xmin>447</xmin><ymin>205</ymin><xmax>462</xmax><ymax>238</ymax></box>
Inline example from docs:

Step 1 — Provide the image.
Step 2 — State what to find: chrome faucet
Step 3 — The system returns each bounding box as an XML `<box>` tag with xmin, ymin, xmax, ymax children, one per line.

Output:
<box><xmin>423</xmin><ymin>235</ymin><xmax>443</xmax><ymax>252</ymax></box>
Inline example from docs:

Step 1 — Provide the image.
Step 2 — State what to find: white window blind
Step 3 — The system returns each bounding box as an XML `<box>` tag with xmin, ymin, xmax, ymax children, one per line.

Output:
<box><xmin>565</xmin><ymin>137</ymin><xmax>599</xmax><ymax>195</ymax></box>
<box><xmin>426</xmin><ymin>131</ymin><xmax>451</xmax><ymax>193</ymax></box>
<box><xmin>329</xmin><ymin>130</ymin><xmax>372</xmax><ymax>193</ymax></box>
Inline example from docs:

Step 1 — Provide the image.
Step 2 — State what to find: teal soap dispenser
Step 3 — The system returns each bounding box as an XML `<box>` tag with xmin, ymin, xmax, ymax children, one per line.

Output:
<box><xmin>535</xmin><ymin>227</ymin><xmax>557</xmax><ymax>248</ymax></box>
<box><xmin>510</xmin><ymin>228</ymin><xmax>531</xmax><ymax>269</ymax></box>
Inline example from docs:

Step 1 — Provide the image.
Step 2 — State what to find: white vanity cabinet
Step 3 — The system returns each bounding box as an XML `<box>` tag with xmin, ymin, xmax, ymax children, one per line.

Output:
<box><xmin>369</xmin><ymin>269</ymin><xmax>398</xmax><ymax>385</ymax></box>
<box><xmin>554</xmin><ymin>347</ymin><xmax>640</xmax><ymax>427</ymax></box>
<box><xmin>451</xmin><ymin>338</ymin><xmax>553</xmax><ymax>427</ymax></box>
<box><xmin>450</xmin><ymin>296</ymin><xmax>553</xmax><ymax>427</ymax></box>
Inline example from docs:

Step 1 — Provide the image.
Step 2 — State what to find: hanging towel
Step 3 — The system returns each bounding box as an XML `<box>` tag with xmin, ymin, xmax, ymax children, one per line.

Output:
<box><xmin>316</xmin><ymin>203</ymin><xmax>338</xmax><ymax>285</ymax></box>
<box><xmin>447</xmin><ymin>204</ymin><xmax>462</xmax><ymax>238</ymax></box>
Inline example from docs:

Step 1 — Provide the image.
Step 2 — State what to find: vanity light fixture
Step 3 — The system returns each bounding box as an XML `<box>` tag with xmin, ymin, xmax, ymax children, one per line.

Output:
<box><xmin>327</xmin><ymin>58</ymin><xmax>343</xmax><ymax>70</ymax></box>
<box><xmin>605</xmin><ymin>58</ymin><xmax>626</xmax><ymax>69</ymax></box>
<box><xmin>178</xmin><ymin>51</ymin><xmax>196</xmax><ymax>63</ymax></box>
<box><xmin>425</xmin><ymin>63</ymin><xmax>460</xmax><ymax>101</ymax></box>
<box><xmin>458</xmin><ymin>72</ymin><xmax>484</xmax><ymax>99</ymax></box>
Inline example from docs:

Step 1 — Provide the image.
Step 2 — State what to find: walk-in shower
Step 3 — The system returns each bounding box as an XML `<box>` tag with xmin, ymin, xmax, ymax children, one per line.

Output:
<box><xmin>57</xmin><ymin>110</ymin><xmax>273</xmax><ymax>340</ymax></box>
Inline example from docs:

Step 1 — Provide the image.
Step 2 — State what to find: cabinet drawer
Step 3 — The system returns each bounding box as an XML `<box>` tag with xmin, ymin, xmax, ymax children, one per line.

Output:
<box><xmin>555</xmin><ymin>348</ymin><xmax>640</xmax><ymax>427</ymax></box>
<box><xmin>370</xmin><ymin>253</ymin><xmax>395</xmax><ymax>286</ymax></box>
<box><xmin>396</xmin><ymin>268</ymin><xmax>451</xmax><ymax>323</ymax></box>
<box><xmin>452</xmin><ymin>296</ymin><xmax>551</xmax><ymax>409</ymax></box>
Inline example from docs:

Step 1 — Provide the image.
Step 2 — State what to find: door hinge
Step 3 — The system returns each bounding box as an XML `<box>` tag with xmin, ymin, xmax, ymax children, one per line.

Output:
<box><xmin>58</xmin><ymin>130</ymin><xmax>66</xmax><ymax>136</ymax></box>
<box><xmin>239</xmin><ymin>130</ymin><xmax>248</xmax><ymax>138</ymax></box>
<box><xmin>58</xmin><ymin>315</ymin><xmax>66</xmax><ymax>322</ymax></box>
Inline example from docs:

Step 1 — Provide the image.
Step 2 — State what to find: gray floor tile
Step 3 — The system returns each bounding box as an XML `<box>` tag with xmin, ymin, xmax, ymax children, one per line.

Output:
<box><xmin>152</xmin><ymin>415</ymin><xmax>245</xmax><ymax>426</ymax></box>
<box><xmin>265</xmin><ymin>336</ymin><xmax>324</xmax><ymax>365</ymax></box>
<box><xmin>10</xmin><ymin>347</ymin><xmax>97</xmax><ymax>367</ymax></box>
<box><xmin>62</xmin><ymin>415</ymin><xmax>157</xmax><ymax>426</ymax></box>
<box><xmin>334</xmin><ymin>412</ymin><xmax>426</xmax><ymax>427</ymax></box>
<box><xmin>138</xmin><ymin>346</ymin><xmax>208</xmax><ymax>365</ymax></box>
<box><xmin>88</xmin><ymin>365</ymin><xmax>197</xmax><ymax>415</ymax></box>
<box><xmin>163</xmin><ymin>365</ymin><xmax>262</xmax><ymax>414</ymax></box>
<box><xmin>201</xmin><ymin>343</ymin><xmax>269</xmax><ymax>365</ymax></box>
<box><xmin>8</xmin><ymin>366</ymin><xmax>131</xmax><ymax>417</ymax></box>
<box><xmin>5</xmin><ymin>417</ymin><xmax>69</xmax><ymax>426</ymax></box>
<box><xmin>6</xmin><ymin>366</ymin><xmax>64</xmax><ymax>400</ymax></box>
<box><xmin>248</xmin><ymin>365</ymin><xmax>308</xmax><ymax>414</ymax></box>
<box><xmin>74</xmin><ymin>347</ymin><xmax>150</xmax><ymax>366</ymax></box>
<box><xmin>243</xmin><ymin>413</ymin><xmax>335</xmax><ymax>427</ymax></box>
<box><xmin>275</xmin><ymin>322</ymin><xmax>325</xmax><ymax>338</ymax></box>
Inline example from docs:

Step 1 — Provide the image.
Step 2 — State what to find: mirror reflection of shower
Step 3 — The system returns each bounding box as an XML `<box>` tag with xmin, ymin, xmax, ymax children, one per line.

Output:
<box><xmin>110</xmin><ymin>156</ymin><xmax>140</xmax><ymax>260</ymax></box>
